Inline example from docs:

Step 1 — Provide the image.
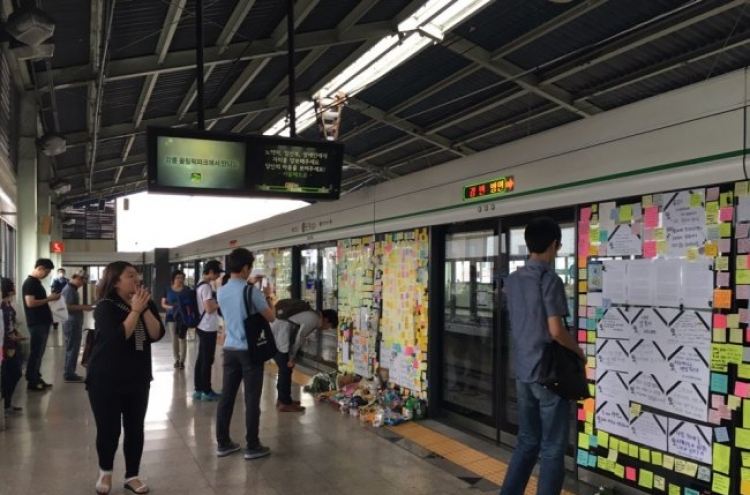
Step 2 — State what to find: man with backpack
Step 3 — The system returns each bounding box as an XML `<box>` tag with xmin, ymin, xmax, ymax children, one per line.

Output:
<box><xmin>271</xmin><ymin>301</ymin><xmax>338</xmax><ymax>412</ymax></box>
<box><xmin>192</xmin><ymin>260</ymin><xmax>224</xmax><ymax>401</ymax></box>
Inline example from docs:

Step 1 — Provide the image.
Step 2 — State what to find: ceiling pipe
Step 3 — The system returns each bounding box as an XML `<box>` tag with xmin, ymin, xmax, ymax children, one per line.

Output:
<box><xmin>88</xmin><ymin>0</ymin><xmax>116</xmax><ymax>194</ymax></box>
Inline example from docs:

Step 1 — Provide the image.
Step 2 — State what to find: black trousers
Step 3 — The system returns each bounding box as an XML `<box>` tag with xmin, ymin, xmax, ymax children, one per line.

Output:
<box><xmin>215</xmin><ymin>350</ymin><xmax>264</xmax><ymax>449</ymax></box>
<box><xmin>88</xmin><ymin>384</ymin><xmax>150</xmax><ymax>478</ymax></box>
<box><xmin>26</xmin><ymin>323</ymin><xmax>50</xmax><ymax>384</ymax></box>
<box><xmin>194</xmin><ymin>330</ymin><xmax>217</xmax><ymax>393</ymax></box>
<box><xmin>273</xmin><ymin>352</ymin><xmax>293</xmax><ymax>404</ymax></box>
<box><xmin>1</xmin><ymin>351</ymin><xmax>22</xmax><ymax>408</ymax></box>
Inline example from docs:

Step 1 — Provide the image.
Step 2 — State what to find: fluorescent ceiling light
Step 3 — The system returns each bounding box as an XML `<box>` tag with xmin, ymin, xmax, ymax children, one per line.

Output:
<box><xmin>265</xmin><ymin>0</ymin><xmax>492</xmax><ymax>137</ymax></box>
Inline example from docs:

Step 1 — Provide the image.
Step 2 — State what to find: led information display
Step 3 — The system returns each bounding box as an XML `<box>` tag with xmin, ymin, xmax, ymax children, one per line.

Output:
<box><xmin>463</xmin><ymin>175</ymin><xmax>515</xmax><ymax>201</ymax></box>
<box><xmin>249</xmin><ymin>136</ymin><xmax>344</xmax><ymax>201</ymax></box>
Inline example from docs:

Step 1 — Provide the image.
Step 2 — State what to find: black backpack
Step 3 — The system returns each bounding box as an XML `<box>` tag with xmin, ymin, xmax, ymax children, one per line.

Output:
<box><xmin>243</xmin><ymin>285</ymin><xmax>277</xmax><ymax>363</ymax></box>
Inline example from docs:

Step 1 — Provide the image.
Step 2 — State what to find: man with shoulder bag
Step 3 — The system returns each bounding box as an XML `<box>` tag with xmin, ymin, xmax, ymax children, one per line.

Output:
<box><xmin>501</xmin><ymin>217</ymin><xmax>585</xmax><ymax>495</ymax></box>
<box><xmin>215</xmin><ymin>248</ymin><xmax>276</xmax><ymax>460</ymax></box>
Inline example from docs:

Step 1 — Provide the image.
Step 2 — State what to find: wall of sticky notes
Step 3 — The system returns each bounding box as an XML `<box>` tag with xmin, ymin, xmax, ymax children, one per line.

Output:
<box><xmin>576</xmin><ymin>182</ymin><xmax>750</xmax><ymax>495</ymax></box>
<box><xmin>336</xmin><ymin>228</ymin><xmax>430</xmax><ymax>394</ymax></box>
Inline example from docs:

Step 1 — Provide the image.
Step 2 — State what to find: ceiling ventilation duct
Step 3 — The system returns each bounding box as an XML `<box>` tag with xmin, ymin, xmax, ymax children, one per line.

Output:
<box><xmin>38</xmin><ymin>133</ymin><xmax>67</xmax><ymax>156</ymax></box>
<box><xmin>6</xmin><ymin>6</ymin><xmax>55</xmax><ymax>46</ymax></box>
<box><xmin>50</xmin><ymin>180</ymin><xmax>72</xmax><ymax>195</ymax></box>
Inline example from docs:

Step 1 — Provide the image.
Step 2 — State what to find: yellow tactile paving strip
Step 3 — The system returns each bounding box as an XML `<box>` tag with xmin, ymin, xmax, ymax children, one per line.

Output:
<box><xmin>273</xmin><ymin>365</ymin><xmax>575</xmax><ymax>495</ymax></box>
<box><xmin>389</xmin><ymin>422</ymin><xmax>579</xmax><ymax>495</ymax></box>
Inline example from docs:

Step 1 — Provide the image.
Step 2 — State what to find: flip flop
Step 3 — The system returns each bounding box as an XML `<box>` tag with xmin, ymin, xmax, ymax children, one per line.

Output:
<box><xmin>123</xmin><ymin>478</ymin><xmax>149</xmax><ymax>494</ymax></box>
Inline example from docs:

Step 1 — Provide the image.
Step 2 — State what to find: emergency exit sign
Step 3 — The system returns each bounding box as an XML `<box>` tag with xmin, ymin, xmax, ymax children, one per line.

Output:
<box><xmin>463</xmin><ymin>176</ymin><xmax>515</xmax><ymax>201</ymax></box>
<box><xmin>50</xmin><ymin>241</ymin><xmax>65</xmax><ymax>253</ymax></box>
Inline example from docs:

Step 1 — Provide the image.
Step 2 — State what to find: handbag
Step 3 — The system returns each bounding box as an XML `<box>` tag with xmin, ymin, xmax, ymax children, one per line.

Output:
<box><xmin>243</xmin><ymin>285</ymin><xmax>277</xmax><ymax>363</ymax></box>
<box><xmin>536</xmin><ymin>272</ymin><xmax>590</xmax><ymax>401</ymax></box>
<box><xmin>81</xmin><ymin>329</ymin><xmax>96</xmax><ymax>367</ymax></box>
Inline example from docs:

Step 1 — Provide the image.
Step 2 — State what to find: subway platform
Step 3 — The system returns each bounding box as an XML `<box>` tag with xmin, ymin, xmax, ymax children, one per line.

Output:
<box><xmin>0</xmin><ymin>330</ymin><xmax>591</xmax><ymax>495</ymax></box>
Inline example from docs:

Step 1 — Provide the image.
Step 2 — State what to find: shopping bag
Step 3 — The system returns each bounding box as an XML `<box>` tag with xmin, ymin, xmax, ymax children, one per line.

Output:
<box><xmin>49</xmin><ymin>298</ymin><xmax>69</xmax><ymax>323</ymax></box>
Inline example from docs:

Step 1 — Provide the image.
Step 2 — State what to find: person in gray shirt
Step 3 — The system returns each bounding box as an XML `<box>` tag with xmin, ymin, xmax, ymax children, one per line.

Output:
<box><xmin>61</xmin><ymin>274</ymin><xmax>94</xmax><ymax>382</ymax></box>
<box><xmin>500</xmin><ymin>217</ymin><xmax>584</xmax><ymax>495</ymax></box>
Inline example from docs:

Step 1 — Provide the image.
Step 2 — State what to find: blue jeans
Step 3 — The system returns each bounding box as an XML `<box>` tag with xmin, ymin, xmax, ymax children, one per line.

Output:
<box><xmin>500</xmin><ymin>381</ymin><xmax>570</xmax><ymax>495</ymax></box>
<box><xmin>63</xmin><ymin>320</ymin><xmax>83</xmax><ymax>378</ymax></box>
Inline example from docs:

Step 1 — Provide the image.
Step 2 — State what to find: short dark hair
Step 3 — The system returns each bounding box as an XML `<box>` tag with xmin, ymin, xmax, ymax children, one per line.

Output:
<box><xmin>171</xmin><ymin>270</ymin><xmax>185</xmax><ymax>283</ymax></box>
<box><xmin>321</xmin><ymin>309</ymin><xmax>338</xmax><ymax>329</ymax></box>
<box><xmin>70</xmin><ymin>274</ymin><xmax>83</xmax><ymax>281</ymax></box>
<box><xmin>1</xmin><ymin>277</ymin><xmax>15</xmax><ymax>295</ymax></box>
<box><xmin>96</xmin><ymin>261</ymin><xmax>135</xmax><ymax>300</ymax></box>
<box><xmin>524</xmin><ymin>217</ymin><xmax>562</xmax><ymax>254</ymax></box>
<box><xmin>35</xmin><ymin>258</ymin><xmax>54</xmax><ymax>270</ymax></box>
<box><xmin>226</xmin><ymin>248</ymin><xmax>254</xmax><ymax>274</ymax></box>
<box><xmin>58</xmin><ymin>268</ymin><xmax>66</xmax><ymax>273</ymax></box>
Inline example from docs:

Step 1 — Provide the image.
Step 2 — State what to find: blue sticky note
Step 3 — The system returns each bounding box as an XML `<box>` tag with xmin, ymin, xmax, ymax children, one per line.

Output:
<box><xmin>579</xmin><ymin>318</ymin><xmax>588</xmax><ymax>329</ymax></box>
<box><xmin>588</xmin><ymin>455</ymin><xmax>597</xmax><ymax>467</ymax></box>
<box><xmin>600</xmin><ymin>230</ymin><xmax>608</xmax><ymax>242</ymax></box>
<box><xmin>577</xmin><ymin>449</ymin><xmax>589</xmax><ymax>466</ymax></box>
<box><xmin>590</xmin><ymin>435</ymin><xmax>598</xmax><ymax>448</ymax></box>
<box><xmin>595</xmin><ymin>308</ymin><xmax>604</xmax><ymax>319</ymax></box>
<box><xmin>588</xmin><ymin>319</ymin><xmax>597</xmax><ymax>330</ymax></box>
<box><xmin>710</xmin><ymin>373</ymin><xmax>729</xmax><ymax>394</ymax></box>
<box><xmin>715</xmin><ymin>426</ymin><xmax>730</xmax><ymax>443</ymax></box>
<box><xmin>685</xmin><ymin>489</ymin><xmax>699</xmax><ymax>495</ymax></box>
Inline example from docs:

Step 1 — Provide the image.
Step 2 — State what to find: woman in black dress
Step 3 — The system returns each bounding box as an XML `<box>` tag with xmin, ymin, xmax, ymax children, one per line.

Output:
<box><xmin>86</xmin><ymin>262</ymin><xmax>164</xmax><ymax>494</ymax></box>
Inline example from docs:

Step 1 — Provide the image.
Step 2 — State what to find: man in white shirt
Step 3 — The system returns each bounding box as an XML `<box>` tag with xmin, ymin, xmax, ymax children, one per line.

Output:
<box><xmin>271</xmin><ymin>308</ymin><xmax>338</xmax><ymax>411</ymax></box>
<box><xmin>193</xmin><ymin>260</ymin><xmax>224</xmax><ymax>401</ymax></box>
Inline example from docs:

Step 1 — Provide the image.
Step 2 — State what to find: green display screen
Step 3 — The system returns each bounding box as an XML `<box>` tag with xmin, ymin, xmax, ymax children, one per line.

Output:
<box><xmin>153</xmin><ymin>136</ymin><xmax>246</xmax><ymax>191</ymax></box>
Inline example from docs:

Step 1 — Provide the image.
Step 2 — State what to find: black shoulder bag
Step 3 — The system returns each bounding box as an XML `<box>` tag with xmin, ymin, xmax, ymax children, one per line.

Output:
<box><xmin>537</xmin><ymin>273</ymin><xmax>591</xmax><ymax>401</ymax></box>
<box><xmin>243</xmin><ymin>285</ymin><xmax>277</xmax><ymax>363</ymax></box>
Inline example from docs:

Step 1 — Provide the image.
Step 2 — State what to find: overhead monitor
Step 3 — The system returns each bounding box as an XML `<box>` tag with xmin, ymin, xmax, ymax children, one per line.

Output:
<box><xmin>248</xmin><ymin>136</ymin><xmax>344</xmax><ymax>201</ymax></box>
<box><xmin>147</xmin><ymin>127</ymin><xmax>249</xmax><ymax>197</ymax></box>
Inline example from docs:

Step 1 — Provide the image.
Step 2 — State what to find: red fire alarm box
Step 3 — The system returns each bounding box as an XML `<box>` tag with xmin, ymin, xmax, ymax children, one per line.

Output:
<box><xmin>50</xmin><ymin>241</ymin><xmax>65</xmax><ymax>254</ymax></box>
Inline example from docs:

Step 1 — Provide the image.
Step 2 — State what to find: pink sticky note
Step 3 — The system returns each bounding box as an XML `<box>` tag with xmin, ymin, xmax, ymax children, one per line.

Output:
<box><xmin>707</xmin><ymin>187</ymin><xmax>720</xmax><ymax>201</ymax></box>
<box><xmin>720</xmin><ymin>207</ymin><xmax>734</xmax><ymax>222</ymax></box>
<box><xmin>405</xmin><ymin>346</ymin><xmax>414</xmax><ymax>355</ymax></box>
<box><xmin>746</xmin><ymin>328</ymin><xmax>750</xmax><ymax>343</ymax></box>
<box><xmin>739</xmin><ymin>239</ymin><xmax>750</xmax><ymax>254</ymax></box>
<box><xmin>714</xmin><ymin>314</ymin><xmax>728</xmax><ymax>328</ymax></box>
<box><xmin>578</xmin><ymin>409</ymin><xmax>587</xmax><ymax>421</ymax></box>
<box><xmin>717</xmin><ymin>272</ymin><xmax>730</xmax><ymax>287</ymax></box>
<box><xmin>712</xmin><ymin>394</ymin><xmax>726</xmax><ymax>408</ymax></box>
<box><xmin>644</xmin><ymin>206</ymin><xmax>659</xmax><ymax>228</ymax></box>
<box><xmin>720</xmin><ymin>238</ymin><xmax>732</xmax><ymax>253</ymax></box>
<box><xmin>735</xmin><ymin>382</ymin><xmax>750</xmax><ymax>398</ymax></box>
<box><xmin>626</xmin><ymin>467</ymin><xmax>637</xmax><ymax>481</ymax></box>
<box><xmin>578</xmin><ymin>330</ymin><xmax>587</xmax><ymax>342</ymax></box>
<box><xmin>708</xmin><ymin>409</ymin><xmax>722</xmax><ymax>424</ymax></box>
<box><xmin>741</xmin><ymin>308</ymin><xmax>750</xmax><ymax>324</ymax></box>
<box><xmin>579</xmin><ymin>306</ymin><xmax>588</xmax><ymax>317</ymax></box>
<box><xmin>643</xmin><ymin>241</ymin><xmax>657</xmax><ymax>258</ymax></box>
<box><xmin>587</xmin><ymin>307</ymin><xmax>596</xmax><ymax>318</ymax></box>
<box><xmin>580</xmin><ymin>207</ymin><xmax>592</xmax><ymax>224</ymax></box>
<box><xmin>737</xmin><ymin>285</ymin><xmax>750</xmax><ymax>300</ymax></box>
<box><xmin>737</xmin><ymin>223</ymin><xmax>750</xmax><ymax>239</ymax></box>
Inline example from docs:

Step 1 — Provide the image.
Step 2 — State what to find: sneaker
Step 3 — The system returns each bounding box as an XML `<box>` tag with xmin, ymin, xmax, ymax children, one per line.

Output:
<box><xmin>216</xmin><ymin>441</ymin><xmax>241</xmax><ymax>457</ymax></box>
<box><xmin>276</xmin><ymin>399</ymin><xmax>301</xmax><ymax>406</ymax></box>
<box><xmin>173</xmin><ymin>360</ymin><xmax>180</xmax><ymax>369</ymax></box>
<box><xmin>277</xmin><ymin>403</ymin><xmax>306</xmax><ymax>412</ymax></box>
<box><xmin>64</xmin><ymin>374</ymin><xmax>85</xmax><ymax>383</ymax></box>
<box><xmin>39</xmin><ymin>379</ymin><xmax>53</xmax><ymax>388</ymax></box>
<box><xmin>192</xmin><ymin>390</ymin><xmax>203</xmax><ymax>400</ymax></box>
<box><xmin>203</xmin><ymin>390</ymin><xmax>221</xmax><ymax>401</ymax></box>
<box><xmin>27</xmin><ymin>382</ymin><xmax>46</xmax><ymax>392</ymax></box>
<box><xmin>244</xmin><ymin>444</ymin><xmax>271</xmax><ymax>460</ymax></box>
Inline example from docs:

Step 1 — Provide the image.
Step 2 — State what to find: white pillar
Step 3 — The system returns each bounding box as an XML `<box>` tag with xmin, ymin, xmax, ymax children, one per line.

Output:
<box><xmin>16</xmin><ymin>92</ymin><xmax>37</xmax><ymax>285</ymax></box>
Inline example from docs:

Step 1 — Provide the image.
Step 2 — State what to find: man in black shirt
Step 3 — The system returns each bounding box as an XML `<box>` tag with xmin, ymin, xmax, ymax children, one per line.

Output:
<box><xmin>22</xmin><ymin>258</ymin><xmax>61</xmax><ymax>391</ymax></box>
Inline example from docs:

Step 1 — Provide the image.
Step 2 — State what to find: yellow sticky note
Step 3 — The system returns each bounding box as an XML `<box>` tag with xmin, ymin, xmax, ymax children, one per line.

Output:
<box><xmin>690</xmin><ymin>193</ymin><xmax>703</xmax><ymax>207</ymax></box>
<box><xmin>578</xmin><ymin>432</ymin><xmax>589</xmax><ymax>449</ymax></box>
<box><xmin>608</xmin><ymin>448</ymin><xmax>618</xmax><ymax>462</ymax></box>
<box><xmin>714</xmin><ymin>443</ymin><xmax>731</xmax><ymax>474</ymax></box>
<box><xmin>729</xmin><ymin>314</ymin><xmax>741</xmax><ymax>328</ymax></box>
<box><xmin>657</xmin><ymin>240</ymin><xmax>667</xmax><ymax>255</ymax></box>
<box><xmin>744</xmin><ymin>400</ymin><xmax>750</xmax><ymax>428</ymax></box>
<box><xmin>742</xmin><ymin>480</ymin><xmax>750</xmax><ymax>495</ymax></box>
<box><xmin>652</xmin><ymin>451</ymin><xmax>663</xmax><ymax>466</ymax></box>
<box><xmin>739</xmin><ymin>364</ymin><xmax>750</xmax><ymax>380</ymax></box>
<box><xmin>619</xmin><ymin>205</ymin><xmax>633</xmax><ymax>222</ymax></box>
<box><xmin>598</xmin><ymin>431</ymin><xmax>609</xmax><ymax>449</ymax></box>
<box><xmin>618</xmin><ymin>440</ymin><xmax>629</xmax><ymax>454</ymax></box>
<box><xmin>730</xmin><ymin>395</ymin><xmax>741</xmax><ymax>410</ymax></box>
<box><xmin>578</xmin><ymin>281</ymin><xmax>587</xmax><ymax>293</ymax></box>
<box><xmin>716</xmin><ymin>256</ymin><xmax>730</xmax><ymax>271</ymax></box>
<box><xmin>654</xmin><ymin>227</ymin><xmax>666</xmax><ymax>241</ymax></box>
<box><xmin>738</xmin><ymin>270</ymin><xmax>750</xmax><ymax>284</ymax></box>
<box><xmin>639</xmin><ymin>448</ymin><xmax>650</xmax><ymax>463</ymax></box>
<box><xmin>610</xmin><ymin>437</ymin><xmax>619</xmax><ymax>451</ymax></box>
<box><xmin>662</xmin><ymin>455</ymin><xmax>675</xmax><ymax>470</ymax></box>
<box><xmin>643</xmin><ymin>195</ymin><xmax>653</xmax><ymax>206</ymax></box>
<box><xmin>638</xmin><ymin>469</ymin><xmax>654</xmax><ymax>489</ymax></box>
<box><xmin>707</xmin><ymin>201</ymin><xmax>720</xmax><ymax>223</ymax></box>
<box><xmin>614</xmin><ymin>464</ymin><xmax>625</xmax><ymax>478</ymax></box>
<box><xmin>687</xmin><ymin>246</ymin><xmax>698</xmax><ymax>261</ymax></box>
<box><xmin>742</xmin><ymin>467</ymin><xmax>750</xmax><ymax>481</ymax></box>
<box><xmin>684</xmin><ymin>461</ymin><xmax>698</xmax><ymax>477</ymax></box>
<box><xmin>584</xmin><ymin>422</ymin><xmax>593</xmax><ymax>435</ymax></box>
<box><xmin>713</xmin><ymin>473</ymin><xmax>731</xmax><ymax>495</ymax></box>
<box><xmin>675</xmin><ymin>459</ymin><xmax>688</xmax><ymax>474</ymax></box>
<box><xmin>704</xmin><ymin>242</ymin><xmax>718</xmax><ymax>257</ymax></box>
<box><xmin>743</xmin><ymin>451</ymin><xmax>750</xmax><ymax>467</ymax></box>
<box><xmin>669</xmin><ymin>484</ymin><xmax>680</xmax><ymax>495</ymax></box>
<box><xmin>590</xmin><ymin>227</ymin><xmax>600</xmax><ymax>243</ymax></box>
<box><xmin>654</xmin><ymin>475</ymin><xmax>666</xmax><ymax>491</ymax></box>
<box><xmin>736</xmin><ymin>181</ymin><xmax>750</xmax><ymax>197</ymax></box>
<box><xmin>731</xmin><ymin>328</ymin><xmax>744</xmax><ymax>343</ymax></box>
<box><xmin>721</xmin><ymin>222</ymin><xmax>732</xmax><ymax>238</ymax></box>
<box><xmin>630</xmin><ymin>402</ymin><xmax>642</xmax><ymax>417</ymax></box>
<box><xmin>721</xmin><ymin>191</ymin><xmax>734</xmax><ymax>207</ymax></box>
<box><xmin>628</xmin><ymin>443</ymin><xmax>639</xmax><ymax>458</ymax></box>
<box><xmin>739</xmin><ymin>428</ymin><xmax>750</xmax><ymax>449</ymax></box>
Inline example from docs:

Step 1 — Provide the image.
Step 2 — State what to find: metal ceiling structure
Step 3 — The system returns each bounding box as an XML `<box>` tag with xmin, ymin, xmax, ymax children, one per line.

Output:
<box><xmin>10</xmin><ymin>0</ymin><xmax>750</xmax><ymax>208</ymax></box>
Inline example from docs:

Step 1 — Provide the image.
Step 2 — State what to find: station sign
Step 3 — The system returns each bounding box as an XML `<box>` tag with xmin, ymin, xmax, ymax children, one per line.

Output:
<box><xmin>463</xmin><ymin>175</ymin><xmax>515</xmax><ymax>201</ymax></box>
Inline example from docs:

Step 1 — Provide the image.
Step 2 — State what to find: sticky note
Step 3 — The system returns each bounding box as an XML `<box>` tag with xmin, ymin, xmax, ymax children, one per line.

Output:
<box><xmin>628</xmin><ymin>443</ymin><xmax>639</xmax><ymax>458</ymax></box>
<box><xmin>652</xmin><ymin>451</ymin><xmax>663</xmax><ymax>466</ymax></box>
<box><xmin>630</xmin><ymin>402</ymin><xmax>641</xmax><ymax>417</ymax></box>
<box><xmin>639</xmin><ymin>447</ymin><xmax>650</xmax><ymax>463</ymax></box>
<box><xmin>739</xmin><ymin>427</ymin><xmax>750</xmax><ymax>449</ymax></box>
<box><xmin>742</xmin><ymin>480</ymin><xmax>750</xmax><ymax>495</ymax></box>
<box><xmin>711</xmin><ymin>372</ymin><xmax>729</xmax><ymax>393</ymax></box>
<box><xmin>739</xmin><ymin>270</ymin><xmax>750</xmax><ymax>284</ymax></box>
<box><xmin>625</xmin><ymin>466</ymin><xmax>636</xmax><ymax>481</ymax></box>
<box><xmin>577</xmin><ymin>449</ymin><xmax>589</xmax><ymax>466</ymax></box>
<box><xmin>643</xmin><ymin>241</ymin><xmax>657</xmax><ymax>258</ymax></box>
<box><xmin>721</xmin><ymin>191</ymin><xmax>734</xmax><ymax>207</ymax></box>
<box><xmin>720</xmin><ymin>206</ymin><xmax>734</xmax><ymax>221</ymax></box>
<box><xmin>654</xmin><ymin>227</ymin><xmax>666</xmax><ymax>241</ymax></box>
<box><xmin>738</xmin><ymin>382</ymin><xmax>750</xmax><ymax>398</ymax></box>
<box><xmin>745</xmin><ymin>399</ymin><xmax>750</xmax><ymax>428</ymax></box>
<box><xmin>690</xmin><ymin>193</ymin><xmax>703</xmax><ymax>207</ymax></box>
<box><xmin>638</xmin><ymin>469</ymin><xmax>654</xmax><ymax>489</ymax></box>
<box><xmin>714</xmin><ymin>313</ymin><xmax>728</xmax><ymax>328</ymax></box>
<box><xmin>686</xmin><ymin>246</ymin><xmax>698</xmax><ymax>261</ymax></box>
<box><xmin>714</xmin><ymin>443</ymin><xmax>731</xmax><ymax>474</ymax></box>
<box><xmin>614</xmin><ymin>464</ymin><xmax>625</xmax><ymax>478</ymax></box>
<box><xmin>737</xmin><ymin>181</ymin><xmax>750</xmax><ymax>197</ymax></box>
<box><xmin>662</xmin><ymin>455</ymin><xmax>675</xmax><ymax>470</ymax></box>
<box><xmin>713</xmin><ymin>289</ymin><xmax>732</xmax><ymax>309</ymax></box>
<box><xmin>729</xmin><ymin>313</ymin><xmax>741</xmax><ymax>328</ymax></box>
<box><xmin>598</xmin><ymin>430</ymin><xmax>609</xmax><ymax>449</ymax></box>
<box><xmin>713</xmin><ymin>473</ymin><xmax>731</xmax><ymax>495</ymax></box>
<box><xmin>704</xmin><ymin>242</ymin><xmax>718</xmax><ymax>257</ymax></box>
<box><xmin>720</xmin><ymin>222</ymin><xmax>733</xmax><ymax>238</ymax></box>
<box><xmin>716</xmin><ymin>256</ymin><xmax>730</xmax><ymax>271</ymax></box>
<box><xmin>619</xmin><ymin>204</ymin><xmax>632</xmax><ymax>222</ymax></box>
<box><xmin>654</xmin><ymin>475</ymin><xmax>665</xmax><ymax>491</ymax></box>
<box><xmin>668</xmin><ymin>484</ymin><xmax>680</xmax><ymax>495</ymax></box>
<box><xmin>578</xmin><ymin>432</ymin><xmax>589</xmax><ymax>449</ymax></box>
<box><xmin>716</xmin><ymin>426</ymin><xmax>730</xmax><ymax>442</ymax></box>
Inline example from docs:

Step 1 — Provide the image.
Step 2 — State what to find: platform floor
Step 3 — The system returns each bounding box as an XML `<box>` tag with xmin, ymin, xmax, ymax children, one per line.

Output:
<box><xmin>0</xmin><ymin>329</ymin><xmax>590</xmax><ymax>495</ymax></box>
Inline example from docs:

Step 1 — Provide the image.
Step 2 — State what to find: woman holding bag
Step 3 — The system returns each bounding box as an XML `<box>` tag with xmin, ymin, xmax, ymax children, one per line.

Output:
<box><xmin>86</xmin><ymin>262</ymin><xmax>165</xmax><ymax>494</ymax></box>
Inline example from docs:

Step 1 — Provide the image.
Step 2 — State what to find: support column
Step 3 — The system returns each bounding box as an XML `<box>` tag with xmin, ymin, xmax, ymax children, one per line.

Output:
<box><xmin>16</xmin><ymin>92</ymin><xmax>38</xmax><ymax>286</ymax></box>
<box><xmin>154</xmin><ymin>247</ymin><xmax>170</xmax><ymax>305</ymax></box>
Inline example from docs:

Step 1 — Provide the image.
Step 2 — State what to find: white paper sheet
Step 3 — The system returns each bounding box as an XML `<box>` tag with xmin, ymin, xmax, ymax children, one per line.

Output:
<box><xmin>596</xmin><ymin>370</ymin><xmax>630</xmax><ymax>404</ymax></box>
<box><xmin>626</xmin><ymin>259</ymin><xmax>653</xmax><ymax>307</ymax></box>
<box><xmin>607</xmin><ymin>224</ymin><xmax>643</xmax><ymax>257</ymax></box>
<box><xmin>630</xmin><ymin>411</ymin><xmax>668</xmax><ymax>451</ymax></box>
<box><xmin>663</xmin><ymin>189</ymin><xmax>706</xmax><ymax>257</ymax></box>
<box><xmin>597</xmin><ymin>308</ymin><xmax>633</xmax><ymax>340</ymax></box>
<box><xmin>667</xmin><ymin>419</ymin><xmax>711</xmax><ymax>464</ymax></box>
<box><xmin>595</xmin><ymin>400</ymin><xmax>631</xmax><ymax>439</ymax></box>
<box><xmin>666</xmin><ymin>381</ymin><xmax>709</xmax><ymax>422</ymax></box>
<box><xmin>629</xmin><ymin>372</ymin><xmax>669</xmax><ymax>410</ymax></box>
<box><xmin>654</xmin><ymin>259</ymin><xmax>683</xmax><ymax>308</ymax></box>
<box><xmin>596</xmin><ymin>338</ymin><xmax>630</xmax><ymax>372</ymax></box>
<box><xmin>630</xmin><ymin>308</ymin><xmax>668</xmax><ymax>340</ymax></box>
<box><xmin>665</xmin><ymin>310</ymin><xmax>711</xmax><ymax>349</ymax></box>
<box><xmin>602</xmin><ymin>260</ymin><xmax>627</xmax><ymax>304</ymax></box>
<box><xmin>629</xmin><ymin>340</ymin><xmax>670</xmax><ymax>378</ymax></box>
<box><xmin>681</xmin><ymin>258</ymin><xmax>714</xmax><ymax>310</ymax></box>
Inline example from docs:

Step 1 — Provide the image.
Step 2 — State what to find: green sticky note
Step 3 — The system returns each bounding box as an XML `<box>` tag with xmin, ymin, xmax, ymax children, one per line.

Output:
<box><xmin>739</xmin><ymin>364</ymin><xmax>750</xmax><ymax>379</ymax></box>
<box><xmin>720</xmin><ymin>222</ymin><xmax>732</xmax><ymax>238</ymax></box>
<box><xmin>638</xmin><ymin>469</ymin><xmax>654</xmax><ymax>489</ymax></box>
<box><xmin>744</xmin><ymin>400</ymin><xmax>750</xmax><ymax>428</ymax></box>
<box><xmin>639</xmin><ymin>447</ymin><xmax>650</xmax><ymax>463</ymax></box>
<box><xmin>619</xmin><ymin>205</ymin><xmax>633</xmax><ymax>222</ymax></box>
<box><xmin>629</xmin><ymin>443</ymin><xmax>639</xmax><ymax>458</ymax></box>
<box><xmin>690</xmin><ymin>193</ymin><xmax>703</xmax><ymax>208</ymax></box>
<box><xmin>668</xmin><ymin>484</ymin><xmax>680</xmax><ymax>495</ymax></box>
<box><xmin>738</xmin><ymin>270</ymin><xmax>750</xmax><ymax>284</ymax></box>
<box><xmin>614</xmin><ymin>464</ymin><xmax>625</xmax><ymax>478</ymax></box>
<box><xmin>610</xmin><ymin>437</ymin><xmax>619</xmax><ymax>451</ymax></box>
<box><xmin>713</xmin><ymin>472</ymin><xmax>731</xmax><ymax>495</ymax></box>
<box><xmin>737</xmin><ymin>428</ymin><xmax>750</xmax><ymax>449</ymax></box>
<box><xmin>619</xmin><ymin>440</ymin><xmax>629</xmax><ymax>454</ymax></box>
<box><xmin>714</xmin><ymin>443</ymin><xmax>731</xmax><ymax>474</ymax></box>
<box><xmin>652</xmin><ymin>451</ymin><xmax>663</xmax><ymax>466</ymax></box>
<box><xmin>598</xmin><ymin>431</ymin><xmax>609</xmax><ymax>449</ymax></box>
<box><xmin>578</xmin><ymin>432</ymin><xmax>589</xmax><ymax>449</ymax></box>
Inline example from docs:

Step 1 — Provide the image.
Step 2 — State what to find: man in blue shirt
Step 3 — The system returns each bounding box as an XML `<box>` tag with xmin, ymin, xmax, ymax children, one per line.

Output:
<box><xmin>501</xmin><ymin>217</ymin><xmax>584</xmax><ymax>495</ymax></box>
<box><xmin>215</xmin><ymin>248</ymin><xmax>276</xmax><ymax>460</ymax></box>
<box><xmin>61</xmin><ymin>274</ymin><xmax>94</xmax><ymax>382</ymax></box>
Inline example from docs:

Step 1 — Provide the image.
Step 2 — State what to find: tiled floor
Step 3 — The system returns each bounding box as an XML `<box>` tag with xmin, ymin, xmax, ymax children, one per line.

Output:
<box><xmin>0</xmin><ymin>330</ymin><xmax>590</xmax><ymax>495</ymax></box>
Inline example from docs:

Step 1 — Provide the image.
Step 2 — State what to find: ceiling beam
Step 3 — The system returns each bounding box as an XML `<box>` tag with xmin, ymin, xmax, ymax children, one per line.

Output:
<box><xmin>272</xmin><ymin>0</ymin><xmax>322</xmax><ymax>47</ymax></box>
<box><xmin>542</xmin><ymin>0</ymin><xmax>746</xmax><ymax>85</ymax></box>
<box><xmin>444</xmin><ymin>35</ymin><xmax>602</xmax><ymax>118</ymax></box>
<box><xmin>348</xmin><ymin>97</ymin><xmax>473</xmax><ymax>157</ymax></box>
<box><xmin>216</xmin><ymin>59</ymin><xmax>271</xmax><ymax>115</ymax></box>
<box><xmin>37</xmin><ymin>21</ymin><xmax>396</xmax><ymax>91</ymax></box>
<box><xmin>577</xmin><ymin>30</ymin><xmax>750</xmax><ymax>104</ymax></box>
<box><xmin>344</xmin><ymin>155</ymin><xmax>400</xmax><ymax>180</ymax></box>
<box><xmin>356</xmin><ymin>136</ymin><xmax>419</xmax><ymax>162</ymax></box>
<box><xmin>456</xmin><ymin>105</ymin><xmax>561</xmax><ymax>146</ymax></box>
<box><xmin>67</xmin><ymin>94</ymin><xmax>306</xmax><ymax>145</ymax></box>
<box><xmin>177</xmin><ymin>0</ymin><xmax>259</xmax><ymax>120</ymax></box>
<box><xmin>424</xmin><ymin>89</ymin><xmax>529</xmax><ymax>135</ymax></box>
<box><xmin>60</xmin><ymin>154</ymin><xmax>147</xmax><ymax>180</ymax></box>
<box><xmin>66</xmin><ymin>178</ymin><xmax>147</xmax><ymax>200</ymax></box>
<box><xmin>492</xmin><ymin>0</ymin><xmax>611</xmax><ymax>59</ymax></box>
<box><xmin>86</xmin><ymin>0</ymin><xmax>104</xmax><ymax>192</ymax></box>
<box><xmin>342</xmin><ymin>148</ymin><xmax>445</xmax><ymax>188</ymax></box>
